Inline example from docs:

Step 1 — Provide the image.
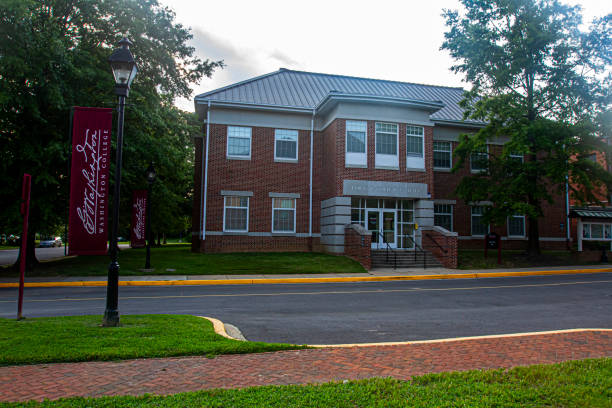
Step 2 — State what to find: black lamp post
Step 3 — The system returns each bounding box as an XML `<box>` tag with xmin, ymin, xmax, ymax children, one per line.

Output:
<box><xmin>145</xmin><ymin>163</ymin><xmax>156</xmax><ymax>270</ymax></box>
<box><xmin>103</xmin><ymin>37</ymin><xmax>137</xmax><ymax>327</ymax></box>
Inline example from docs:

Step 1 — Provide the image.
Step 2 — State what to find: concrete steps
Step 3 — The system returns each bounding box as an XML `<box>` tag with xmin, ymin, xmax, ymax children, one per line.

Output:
<box><xmin>371</xmin><ymin>249</ymin><xmax>443</xmax><ymax>269</ymax></box>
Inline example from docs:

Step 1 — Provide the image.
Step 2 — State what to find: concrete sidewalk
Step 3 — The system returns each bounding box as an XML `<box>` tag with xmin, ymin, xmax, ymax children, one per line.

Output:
<box><xmin>0</xmin><ymin>264</ymin><xmax>611</xmax><ymax>287</ymax></box>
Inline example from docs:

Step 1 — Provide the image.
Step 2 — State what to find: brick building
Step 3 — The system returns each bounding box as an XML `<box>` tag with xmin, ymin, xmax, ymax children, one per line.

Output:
<box><xmin>191</xmin><ymin>69</ymin><xmax>569</xmax><ymax>268</ymax></box>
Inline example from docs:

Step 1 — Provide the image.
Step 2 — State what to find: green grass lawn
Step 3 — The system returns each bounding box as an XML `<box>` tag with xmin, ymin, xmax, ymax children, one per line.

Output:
<box><xmin>0</xmin><ymin>314</ymin><xmax>305</xmax><ymax>366</ymax></box>
<box><xmin>3</xmin><ymin>358</ymin><xmax>610</xmax><ymax>407</ymax></box>
<box><xmin>0</xmin><ymin>245</ymin><xmax>365</xmax><ymax>277</ymax></box>
<box><xmin>458</xmin><ymin>249</ymin><xmax>606</xmax><ymax>269</ymax></box>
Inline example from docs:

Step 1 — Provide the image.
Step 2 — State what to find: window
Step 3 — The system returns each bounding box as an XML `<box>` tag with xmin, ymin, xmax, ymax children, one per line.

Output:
<box><xmin>346</xmin><ymin>121</ymin><xmax>366</xmax><ymax>153</ymax></box>
<box><xmin>434</xmin><ymin>204</ymin><xmax>453</xmax><ymax>231</ymax></box>
<box><xmin>375</xmin><ymin>123</ymin><xmax>397</xmax><ymax>155</ymax></box>
<box><xmin>346</xmin><ymin>121</ymin><xmax>367</xmax><ymax>167</ymax></box>
<box><xmin>509</xmin><ymin>152</ymin><xmax>524</xmax><ymax>163</ymax></box>
<box><xmin>507</xmin><ymin>215</ymin><xmax>525</xmax><ymax>237</ymax></box>
<box><xmin>272</xmin><ymin>198</ymin><xmax>296</xmax><ymax>233</ymax></box>
<box><xmin>351</xmin><ymin>198</ymin><xmax>366</xmax><ymax>227</ymax></box>
<box><xmin>274</xmin><ymin>129</ymin><xmax>298</xmax><ymax>161</ymax></box>
<box><xmin>224</xmin><ymin>196</ymin><xmax>249</xmax><ymax>232</ymax></box>
<box><xmin>398</xmin><ymin>200</ymin><xmax>415</xmax><ymax>249</ymax></box>
<box><xmin>471</xmin><ymin>206</ymin><xmax>489</xmax><ymax>236</ymax></box>
<box><xmin>227</xmin><ymin>126</ymin><xmax>251</xmax><ymax>159</ymax></box>
<box><xmin>470</xmin><ymin>146</ymin><xmax>488</xmax><ymax>172</ymax></box>
<box><xmin>406</xmin><ymin>126</ymin><xmax>424</xmax><ymax>157</ymax></box>
<box><xmin>433</xmin><ymin>141</ymin><xmax>452</xmax><ymax>169</ymax></box>
<box><xmin>582</xmin><ymin>223</ymin><xmax>612</xmax><ymax>240</ymax></box>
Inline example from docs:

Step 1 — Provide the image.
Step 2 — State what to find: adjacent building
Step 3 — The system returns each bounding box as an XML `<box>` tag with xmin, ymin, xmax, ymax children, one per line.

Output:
<box><xmin>191</xmin><ymin>69</ymin><xmax>569</xmax><ymax>268</ymax></box>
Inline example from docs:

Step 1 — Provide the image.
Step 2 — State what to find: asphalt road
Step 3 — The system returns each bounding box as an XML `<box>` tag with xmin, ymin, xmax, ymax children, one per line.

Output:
<box><xmin>1</xmin><ymin>274</ymin><xmax>611</xmax><ymax>344</ymax></box>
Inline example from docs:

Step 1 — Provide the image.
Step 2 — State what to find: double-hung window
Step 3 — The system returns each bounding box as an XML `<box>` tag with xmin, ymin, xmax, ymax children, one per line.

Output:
<box><xmin>227</xmin><ymin>126</ymin><xmax>251</xmax><ymax>159</ymax></box>
<box><xmin>471</xmin><ymin>206</ymin><xmax>489</xmax><ymax>236</ymax></box>
<box><xmin>274</xmin><ymin>129</ymin><xmax>298</xmax><ymax>161</ymax></box>
<box><xmin>470</xmin><ymin>145</ymin><xmax>488</xmax><ymax>173</ymax></box>
<box><xmin>272</xmin><ymin>198</ymin><xmax>296</xmax><ymax>233</ymax></box>
<box><xmin>433</xmin><ymin>141</ymin><xmax>452</xmax><ymax>169</ymax></box>
<box><xmin>434</xmin><ymin>204</ymin><xmax>453</xmax><ymax>231</ymax></box>
<box><xmin>346</xmin><ymin>120</ymin><xmax>367</xmax><ymax>167</ymax></box>
<box><xmin>375</xmin><ymin>122</ymin><xmax>398</xmax><ymax>169</ymax></box>
<box><xmin>406</xmin><ymin>125</ymin><xmax>424</xmax><ymax>169</ymax></box>
<box><xmin>507</xmin><ymin>215</ymin><xmax>525</xmax><ymax>237</ymax></box>
<box><xmin>224</xmin><ymin>196</ymin><xmax>249</xmax><ymax>232</ymax></box>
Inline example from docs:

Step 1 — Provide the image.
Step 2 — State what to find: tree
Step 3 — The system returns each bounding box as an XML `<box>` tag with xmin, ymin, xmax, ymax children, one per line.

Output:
<box><xmin>441</xmin><ymin>0</ymin><xmax>612</xmax><ymax>255</ymax></box>
<box><xmin>0</xmin><ymin>0</ymin><xmax>222</xmax><ymax>269</ymax></box>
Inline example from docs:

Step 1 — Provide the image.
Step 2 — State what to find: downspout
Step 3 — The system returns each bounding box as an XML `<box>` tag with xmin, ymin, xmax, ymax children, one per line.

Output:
<box><xmin>202</xmin><ymin>100</ymin><xmax>211</xmax><ymax>240</ymax></box>
<box><xmin>309</xmin><ymin>110</ymin><xmax>315</xmax><ymax>237</ymax></box>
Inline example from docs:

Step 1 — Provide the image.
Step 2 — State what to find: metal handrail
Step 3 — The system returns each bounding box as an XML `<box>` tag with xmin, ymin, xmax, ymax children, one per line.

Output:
<box><xmin>410</xmin><ymin>237</ymin><xmax>427</xmax><ymax>269</ymax></box>
<box><xmin>376</xmin><ymin>232</ymin><xmax>397</xmax><ymax>270</ymax></box>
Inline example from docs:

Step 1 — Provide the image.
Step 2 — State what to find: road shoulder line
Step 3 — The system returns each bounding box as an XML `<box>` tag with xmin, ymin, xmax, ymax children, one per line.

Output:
<box><xmin>0</xmin><ymin>267</ymin><xmax>610</xmax><ymax>288</ymax></box>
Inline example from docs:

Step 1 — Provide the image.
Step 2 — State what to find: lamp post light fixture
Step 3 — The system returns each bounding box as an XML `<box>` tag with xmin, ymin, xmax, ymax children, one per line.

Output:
<box><xmin>145</xmin><ymin>163</ymin><xmax>156</xmax><ymax>270</ymax></box>
<box><xmin>103</xmin><ymin>37</ymin><xmax>137</xmax><ymax>327</ymax></box>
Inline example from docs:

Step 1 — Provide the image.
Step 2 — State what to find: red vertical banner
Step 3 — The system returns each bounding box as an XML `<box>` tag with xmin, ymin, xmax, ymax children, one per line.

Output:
<box><xmin>68</xmin><ymin>107</ymin><xmax>113</xmax><ymax>255</ymax></box>
<box><xmin>130</xmin><ymin>190</ymin><xmax>148</xmax><ymax>248</ymax></box>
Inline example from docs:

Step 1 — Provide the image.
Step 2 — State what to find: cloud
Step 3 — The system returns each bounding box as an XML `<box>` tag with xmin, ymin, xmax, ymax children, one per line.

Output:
<box><xmin>190</xmin><ymin>28</ymin><xmax>263</xmax><ymax>85</ymax></box>
<box><xmin>269</xmin><ymin>49</ymin><xmax>298</xmax><ymax>67</ymax></box>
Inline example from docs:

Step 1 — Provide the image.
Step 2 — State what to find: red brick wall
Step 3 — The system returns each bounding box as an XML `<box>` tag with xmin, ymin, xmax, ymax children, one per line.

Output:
<box><xmin>201</xmin><ymin>235</ymin><xmax>321</xmax><ymax>253</ymax></box>
<box><xmin>320</xmin><ymin>119</ymin><xmax>434</xmax><ymax>199</ymax></box>
<box><xmin>433</xmin><ymin>141</ymin><xmax>568</xmax><ymax>250</ymax></box>
<box><xmin>344</xmin><ymin>226</ymin><xmax>372</xmax><ymax>270</ymax></box>
<box><xmin>422</xmin><ymin>229</ymin><xmax>458</xmax><ymax>268</ymax></box>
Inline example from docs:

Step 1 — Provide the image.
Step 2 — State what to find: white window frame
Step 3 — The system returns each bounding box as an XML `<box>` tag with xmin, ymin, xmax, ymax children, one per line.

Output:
<box><xmin>223</xmin><ymin>196</ymin><xmax>249</xmax><ymax>232</ymax></box>
<box><xmin>272</xmin><ymin>198</ymin><xmax>296</xmax><ymax>233</ymax></box>
<box><xmin>375</xmin><ymin>122</ymin><xmax>399</xmax><ymax>169</ymax></box>
<box><xmin>345</xmin><ymin>120</ymin><xmax>367</xmax><ymax>167</ymax></box>
<box><xmin>582</xmin><ymin>222</ymin><xmax>612</xmax><ymax>240</ymax></box>
<box><xmin>507</xmin><ymin>214</ymin><xmax>525</xmax><ymax>238</ymax></box>
<box><xmin>470</xmin><ymin>145</ymin><xmax>489</xmax><ymax>173</ymax></box>
<box><xmin>471</xmin><ymin>206</ymin><xmax>490</xmax><ymax>236</ymax></box>
<box><xmin>406</xmin><ymin>125</ymin><xmax>425</xmax><ymax>169</ymax></box>
<box><xmin>274</xmin><ymin>129</ymin><xmax>299</xmax><ymax>162</ymax></box>
<box><xmin>434</xmin><ymin>204</ymin><xmax>453</xmax><ymax>231</ymax></box>
<box><xmin>509</xmin><ymin>152</ymin><xmax>524</xmax><ymax>163</ymax></box>
<box><xmin>226</xmin><ymin>126</ymin><xmax>252</xmax><ymax>160</ymax></box>
<box><xmin>433</xmin><ymin>141</ymin><xmax>452</xmax><ymax>170</ymax></box>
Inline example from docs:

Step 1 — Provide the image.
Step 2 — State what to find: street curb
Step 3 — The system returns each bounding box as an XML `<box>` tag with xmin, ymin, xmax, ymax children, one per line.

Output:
<box><xmin>308</xmin><ymin>328</ymin><xmax>612</xmax><ymax>348</ymax></box>
<box><xmin>0</xmin><ymin>267</ymin><xmax>610</xmax><ymax>288</ymax></box>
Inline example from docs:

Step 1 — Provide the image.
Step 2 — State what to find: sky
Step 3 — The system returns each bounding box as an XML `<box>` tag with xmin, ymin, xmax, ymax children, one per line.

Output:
<box><xmin>162</xmin><ymin>0</ymin><xmax>611</xmax><ymax>112</ymax></box>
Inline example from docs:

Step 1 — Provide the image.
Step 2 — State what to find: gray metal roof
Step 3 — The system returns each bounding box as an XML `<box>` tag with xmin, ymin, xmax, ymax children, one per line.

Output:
<box><xmin>570</xmin><ymin>209</ymin><xmax>612</xmax><ymax>219</ymax></box>
<box><xmin>195</xmin><ymin>68</ymin><xmax>482</xmax><ymax>124</ymax></box>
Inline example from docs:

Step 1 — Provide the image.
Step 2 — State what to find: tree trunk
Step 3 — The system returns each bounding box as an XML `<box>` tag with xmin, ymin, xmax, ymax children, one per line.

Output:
<box><xmin>527</xmin><ymin>215</ymin><xmax>541</xmax><ymax>256</ymax></box>
<box><xmin>163</xmin><ymin>233</ymin><xmax>166</xmax><ymax>245</ymax></box>
<box><xmin>12</xmin><ymin>233</ymin><xmax>39</xmax><ymax>272</ymax></box>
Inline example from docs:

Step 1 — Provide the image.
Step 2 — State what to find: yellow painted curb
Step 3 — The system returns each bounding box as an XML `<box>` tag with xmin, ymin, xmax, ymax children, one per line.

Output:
<box><xmin>309</xmin><ymin>328</ymin><xmax>612</xmax><ymax>348</ymax></box>
<box><xmin>0</xmin><ymin>267</ymin><xmax>610</xmax><ymax>288</ymax></box>
<box><xmin>198</xmin><ymin>316</ymin><xmax>612</xmax><ymax>347</ymax></box>
<box><xmin>198</xmin><ymin>316</ymin><xmax>235</xmax><ymax>340</ymax></box>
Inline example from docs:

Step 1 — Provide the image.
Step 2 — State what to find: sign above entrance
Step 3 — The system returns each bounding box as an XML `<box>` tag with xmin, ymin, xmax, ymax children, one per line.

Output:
<box><xmin>343</xmin><ymin>180</ymin><xmax>429</xmax><ymax>199</ymax></box>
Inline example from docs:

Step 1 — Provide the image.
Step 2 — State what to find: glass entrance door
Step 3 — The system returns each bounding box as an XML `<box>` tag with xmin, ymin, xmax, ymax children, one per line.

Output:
<box><xmin>382</xmin><ymin>211</ymin><xmax>396</xmax><ymax>248</ymax></box>
<box><xmin>367</xmin><ymin>209</ymin><xmax>396</xmax><ymax>249</ymax></box>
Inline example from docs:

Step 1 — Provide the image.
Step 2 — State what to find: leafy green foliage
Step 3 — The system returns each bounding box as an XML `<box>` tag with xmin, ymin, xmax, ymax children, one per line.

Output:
<box><xmin>0</xmin><ymin>246</ymin><xmax>366</xmax><ymax>276</ymax></box>
<box><xmin>441</xmin><ymin>0</ymin><xmax>612</xmax><ymax>254</ymax></box>
<box><xmin>0</xmin><ymin>314</ymin><xmax>304</xmax><ymax>366</ymax></box>
<box><xmin>0</xmin><ymin>0</ymin><xmax>222</xmax><ymax>258</ymax></box>
<box><xmin>3</xmin><ymin>358</ymin><xmax>610</xmax><ymax>407</ymax></box>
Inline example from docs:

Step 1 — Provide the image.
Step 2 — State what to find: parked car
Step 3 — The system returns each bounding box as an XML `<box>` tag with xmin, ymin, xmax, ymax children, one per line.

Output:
<box><xmin>39</xmin><ymin>237</ymin><xmax>62</xmax><ymax>248</ymax></box>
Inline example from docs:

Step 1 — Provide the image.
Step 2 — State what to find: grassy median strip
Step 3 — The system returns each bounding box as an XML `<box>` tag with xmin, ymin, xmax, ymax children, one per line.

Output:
<box><xmin>0</xmin><ymin>246</ymin><xmax>365</xmax><ymax>277</ymax></box>
<box><xmin>0</xmin><ymin>315</ymin><xmax>306</xmax><ymax>366</ymax></box>
<box><xmin>2</xmin><ymin>358</ymin><xmax>610</xmax><ymax>407</ymax></box>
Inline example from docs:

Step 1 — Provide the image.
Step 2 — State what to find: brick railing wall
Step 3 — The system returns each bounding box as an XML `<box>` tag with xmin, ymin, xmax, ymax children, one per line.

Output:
<box><xmin>344</xmin><ymin>224</ymin><xmax>372</xmax><ymax>270</ymax></box>
<box><xmin>422</xmin><ymin>226</ymin><xmax>458</xmax><ymax>269</ymax></box>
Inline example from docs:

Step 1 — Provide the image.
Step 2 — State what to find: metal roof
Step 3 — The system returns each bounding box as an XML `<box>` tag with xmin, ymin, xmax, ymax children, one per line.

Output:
<box><xmin>570</xmin><ymin>209</ymin><xmax>612</xmax><ymax>219</ymax></box>
<box><xmin>195</xmin><ymin>68</ymin><xmax>483</xmax><ymax>124</ymax></box>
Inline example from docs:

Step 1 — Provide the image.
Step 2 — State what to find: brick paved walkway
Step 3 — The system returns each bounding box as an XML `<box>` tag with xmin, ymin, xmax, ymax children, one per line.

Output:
<box><xmin>1</xmin><ymin>330</ymin><xmax>611</xmax><ymax>402</ymax></box>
